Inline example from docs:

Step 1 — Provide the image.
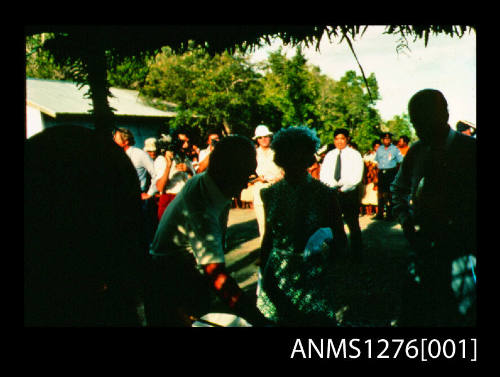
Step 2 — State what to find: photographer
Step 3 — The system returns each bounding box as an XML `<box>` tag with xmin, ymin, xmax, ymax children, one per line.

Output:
<box><xmin>195</xmin><ymin>130</ymin><xmax>221</xmax><ymax>174</ymax></box>
<box><xmin>155</xmin><ymin>131</ymin><xmax>196</xmax><ymax>220</ymax></box>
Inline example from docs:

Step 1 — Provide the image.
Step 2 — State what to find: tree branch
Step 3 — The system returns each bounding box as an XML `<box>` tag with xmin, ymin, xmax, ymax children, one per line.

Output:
<box><xmin>341</xmin><ymin>30</ymin><xmax>374</xmax><ymax>104</ymax></box>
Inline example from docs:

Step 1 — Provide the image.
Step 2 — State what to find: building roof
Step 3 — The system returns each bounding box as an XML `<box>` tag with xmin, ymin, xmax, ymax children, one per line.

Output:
<box><xmin>26</xmin><ymin>78</ymin><xmax>177</xmax><ymax>118</ymax></box>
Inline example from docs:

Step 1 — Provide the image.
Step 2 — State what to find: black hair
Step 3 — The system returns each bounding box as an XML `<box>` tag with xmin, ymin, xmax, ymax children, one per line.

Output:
<box><xmin>334</xmin><ymin>128</ymin><xmax>349</xmax><ymax>138</ymax></box>
<box><xmin>272</xmin><ymin>126</ymin><xmax>320</xmax><ymax>172</ymax></box>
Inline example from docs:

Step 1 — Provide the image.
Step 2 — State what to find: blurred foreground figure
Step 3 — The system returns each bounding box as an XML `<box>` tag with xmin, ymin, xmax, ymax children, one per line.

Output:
<box><xmin>145</xmin><ymin>135</ymin><xmax>271</xmax><ymax>326</ymax></box>
<box><xmin>25</xmin><ymin>126</ymin><xmax>146</xmax><ymax>326</ymax></box>
<box><xmin>391</xmin><ymin>89</ymin><xmax>476</xmax><ymax>326</ymax></box>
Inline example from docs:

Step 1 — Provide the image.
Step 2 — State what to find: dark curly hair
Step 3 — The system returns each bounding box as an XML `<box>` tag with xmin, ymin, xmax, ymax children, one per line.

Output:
<box><xmin>271</xmin><ymin>126</ymin><xmax>320</xmax><ymax>173</ymax></box>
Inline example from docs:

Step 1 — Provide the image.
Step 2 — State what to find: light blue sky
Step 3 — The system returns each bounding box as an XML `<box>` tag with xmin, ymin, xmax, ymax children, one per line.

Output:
<box><xmin>248</xmin><ymin>26</ymin><xmax>476</xmax><ymax>131</ymax></box>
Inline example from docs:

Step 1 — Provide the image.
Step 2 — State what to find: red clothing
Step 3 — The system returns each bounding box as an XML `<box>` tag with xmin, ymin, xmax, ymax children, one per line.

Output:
<box><xmin>398</xmin><ymin>145</ymin><xmax>409</xmax><ymax>157</ymax></box>
<box><xmin>157</xmin><ymin>193</ymin><xmax>176</xmax><ymax>220</ymax></box>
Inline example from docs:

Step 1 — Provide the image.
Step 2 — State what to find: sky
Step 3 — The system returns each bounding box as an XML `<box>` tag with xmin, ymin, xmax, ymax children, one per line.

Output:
<box><xmin>248</xmin><ymin>26</ymin><xmax>476</xmax><ymax>131</ymax></box>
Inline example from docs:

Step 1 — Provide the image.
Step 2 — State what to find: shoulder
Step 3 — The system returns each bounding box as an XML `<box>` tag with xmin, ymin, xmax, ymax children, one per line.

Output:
<box><xmin>403</xmin><ymin>141</ymin><xmax>426</xmax><ymax>163</ymax></box>
<box><xmin>345</xmin><ymin>147</ymin><xmax>362</xmax><ymax>161</ymax></box>
<box><xmin>323</xmin><ymin>149</ymin><xmax>336</xmax><ymax>162</ymax></box>
<box><xmin>349</xmin><ymin>147</ymin><xmax>362</xmax><ymax>157</ymax></box>
<box><xmin>390</xmin><ymin>144</ymin><xmax>400</xmax><ymax>152</ymax></box>
<box><xmin>453</xmin><ymin>131</ymin><xmax>476</xmax><ymax>150</ymax></box>
<box><xmin>154</xmin><ymin>155</ymin><xmax>165</xmax><ymax>169</ymax></box>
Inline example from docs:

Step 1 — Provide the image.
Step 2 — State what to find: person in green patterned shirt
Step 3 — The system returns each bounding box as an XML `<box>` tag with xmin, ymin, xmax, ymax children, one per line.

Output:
<box><xmin>257</xmin><ymin>126</ymin><xmax>348</xmax><ymax>326</ymax></box>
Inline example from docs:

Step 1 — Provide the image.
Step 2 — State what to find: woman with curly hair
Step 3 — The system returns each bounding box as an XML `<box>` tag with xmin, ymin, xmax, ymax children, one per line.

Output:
<box><xmin>256</xmin><ymin>126</ymin><xmax>348</xmax><ymax>326</ymax></box>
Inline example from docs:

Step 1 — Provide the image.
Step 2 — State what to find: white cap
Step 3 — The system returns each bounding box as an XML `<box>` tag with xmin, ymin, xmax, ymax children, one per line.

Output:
<box><xmin>253</xmin><ymin>125</ymin><xmax>273</xmax><ymax>140</ymax></box>
<box><xmin>143</xmin><ymin>137</ymin><xmax>157</xmax><ymax>152</ymax></box>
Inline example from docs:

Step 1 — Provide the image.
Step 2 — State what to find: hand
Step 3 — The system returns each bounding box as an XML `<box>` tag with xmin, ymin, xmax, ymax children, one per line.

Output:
<box><xmin>164</xmin><ymin>151</ymin><xmax>174</xmax><ymax>164</ymax></box>
<box><xmin>176</xmin><ymin>163</ymin><xmax>188</xmax><ymax>172</ymax></box>
<box><xmin>141</xmin><ymin>193</ymin><xmax>151</xmax><ymax>200</ymax></box>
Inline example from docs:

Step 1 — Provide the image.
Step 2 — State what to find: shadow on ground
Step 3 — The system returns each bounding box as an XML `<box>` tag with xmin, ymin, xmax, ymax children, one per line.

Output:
<box><xmin>222</xmin><ymin>210</ymin><xmax>414</xmax><ymax>326</ymax></box>
<box><xmin>326</xmin><ymin>218</ymin><xmax>412</xmax><ymax>326</ymax></box>
<box><xmin>225</xmin><ymin>219</ymin><xmax>259</xmax><ymax>251</ymax></box>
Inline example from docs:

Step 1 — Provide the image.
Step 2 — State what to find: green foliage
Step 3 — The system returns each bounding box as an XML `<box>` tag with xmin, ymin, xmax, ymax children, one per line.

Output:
<box><xmin>107</xmin><ymin>53</ymin><xmax>155</xmax><ymax>90</ymax></box>
<box><xmin>26</xmin><ymin>34</ymin><xmax>74</xmax><ymax>80</ymax></box>
<box><xmin>384</xmin><ymin>114</ymin><xmax>417</xmax><ymax>143</ymax></box>
<box><xmin>314</xmin><ymin>70</ymin><xmax>382</xmax><ymax>153</ymax></box>
<box><xmin>142</xmin><ymin>43</ymin><xmax>264</xmax><ymax>139</ymax></box>
<box><xmin>258</xmin><ymin>48</ymin><xmax>322</xmax><ymax>131</ymax></box>
<box><xmin>26</xmin><ymin>34</ymin><xmax>412</xmax><ymax>154</ymax></box>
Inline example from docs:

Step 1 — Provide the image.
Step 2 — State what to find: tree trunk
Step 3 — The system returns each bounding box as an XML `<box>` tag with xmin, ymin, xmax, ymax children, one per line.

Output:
<box><xmin>83</xmin><ymin>49</ymin><xmax>115</xmax><ymax>136</ymax></box>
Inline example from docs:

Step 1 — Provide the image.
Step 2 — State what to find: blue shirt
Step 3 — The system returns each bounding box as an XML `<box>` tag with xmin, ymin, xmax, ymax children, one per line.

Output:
<box><xmin>125</xmin><ymin>146</ymin><xmax>157</xmax><ymax>196</ymax></box>
<box><xmin>375</xmin><ymin>144</ymin><xmax>404</xmax><ymax>169</ymax></box>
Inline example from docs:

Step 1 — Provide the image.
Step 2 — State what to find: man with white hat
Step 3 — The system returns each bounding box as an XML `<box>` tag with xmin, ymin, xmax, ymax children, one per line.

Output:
<box><xmin>143</xmin><ymin>137</ymin><xmax>158</xmax><ymax>160</ymax></box>
<box><xmin>251</xmin><ymin>125</ymin><xmax>283</xmax><ymax>240</ymax></box>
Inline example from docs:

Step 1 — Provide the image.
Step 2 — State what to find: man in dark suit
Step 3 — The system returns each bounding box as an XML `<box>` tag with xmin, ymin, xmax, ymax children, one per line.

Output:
<box><xmin>391</xmin><ymin>89</ymin><xmax>476</xmax><ymax>326</ymax></box>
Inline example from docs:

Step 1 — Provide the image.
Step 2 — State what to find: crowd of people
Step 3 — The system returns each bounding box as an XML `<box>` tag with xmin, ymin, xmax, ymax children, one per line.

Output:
<box><xmin>25</xmin><ymin>88</ymin><xmax>476</xmax><ymax>327</ymax></box>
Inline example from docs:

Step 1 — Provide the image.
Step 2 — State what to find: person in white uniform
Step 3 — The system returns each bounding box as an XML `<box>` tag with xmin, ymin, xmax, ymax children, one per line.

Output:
<box><xmin>251</xmin><ymin>125</ymin><xmax>283</xmax><ymax>241</ymax></box>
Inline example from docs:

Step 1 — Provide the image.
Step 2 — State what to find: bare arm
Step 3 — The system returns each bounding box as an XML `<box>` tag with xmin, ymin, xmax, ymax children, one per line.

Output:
<box><xmin>156</xmin><ymin>152</ymin><xmax>174</xmax><ymax>194</ymax></box>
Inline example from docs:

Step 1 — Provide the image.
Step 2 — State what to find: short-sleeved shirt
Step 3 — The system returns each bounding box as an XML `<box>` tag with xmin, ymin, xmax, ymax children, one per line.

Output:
<box><xmin>149</xmin><ymin>172</ymin><xmax>231</xmax><ymax>267</ymax></box>
<box><xmin>154</xmin><ymin>155</ymin><xmax>194</xmax><ymax>195</ymax></box>
<box><xmin>374</xmin><ymin>144</ymin><xmax>404</xmax><ymax>170</ymax></box>
<box><xmin>125</xmin><ymin>146</ymin><xmax>157</xmax><ymax>196</ymax></box>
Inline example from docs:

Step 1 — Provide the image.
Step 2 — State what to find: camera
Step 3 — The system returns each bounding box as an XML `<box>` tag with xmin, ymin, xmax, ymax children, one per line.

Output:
<box><xmin>157</xmin><ymin>133</ymin><xmax>188</xmax><ymax>163</ymax></box>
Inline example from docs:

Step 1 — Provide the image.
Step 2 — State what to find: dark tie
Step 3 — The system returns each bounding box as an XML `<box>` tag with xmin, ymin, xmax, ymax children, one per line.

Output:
<box><xmin>334</xmin><ymin>150</ymin><xmax>341</xmax><ymax>181</ymax></box>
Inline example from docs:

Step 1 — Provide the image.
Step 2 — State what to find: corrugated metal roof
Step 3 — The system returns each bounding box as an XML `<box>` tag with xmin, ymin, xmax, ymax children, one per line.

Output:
<box><xmin>26</xmin><ymin>78</ymin><xmax>177</xmax><ymax>118</ymax></box>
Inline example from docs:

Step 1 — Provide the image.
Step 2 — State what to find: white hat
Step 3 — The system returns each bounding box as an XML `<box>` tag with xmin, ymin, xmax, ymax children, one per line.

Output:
<box><xmin>143</xmin><ymin>137</ymin><xmax>157</xmax><ymax>152</ymax></box>
<box><xmin>253</xmin><ymin>125</ymin><xmax>273</xmax><ymax>140</ymax></box>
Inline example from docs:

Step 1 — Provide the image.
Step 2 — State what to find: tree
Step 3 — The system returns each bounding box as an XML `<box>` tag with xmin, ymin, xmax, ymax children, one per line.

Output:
<box><xmin>141</xmin><ymin>43</ymin><xmax>265</xmax><ymax>139</ymax></box>
<box><xmin>315</xmin><ymin>70</ymin><xmax>382</xmax><ymax>154</ymax></box>
<box><xmin>106</xmin><ymin>53</ymin><xmax>155</xmax><ymax>90</ymax></box>
<box><xmin>258</xmin><ymin>47</ymin><xmax>321</xmax><ymax>132</ymax></box>
<box><xmin>384</xmin><ymin>114</ymin><xmax>417</xmax><ymax>142</ymax></box>
<box><xmin>25</xmin><ymin>25</ymin><xmax>474</xmax><ymax>134</ymax></box>
<box><xmin>26</xmin><ymin>34</ymin><xmax>74</xmax><ymax>81</ymax></box>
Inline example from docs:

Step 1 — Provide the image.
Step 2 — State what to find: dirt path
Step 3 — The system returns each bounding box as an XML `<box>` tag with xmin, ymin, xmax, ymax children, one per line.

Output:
<box><xmin>225</xmin><ymin>208</ymin><xmax>413</xmax><ymax>326</ymax></box>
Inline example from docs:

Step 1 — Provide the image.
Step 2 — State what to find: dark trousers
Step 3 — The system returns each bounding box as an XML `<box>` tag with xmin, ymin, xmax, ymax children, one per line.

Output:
<box><xmin>141</xmin><ymin>197</ymin><xmax>158</xmax><ymax>247</ymax></box>
<box><xmin>377</xmin><ymin>168</ymin><xmax>398</xmax><ymax>217</ymax></box>
<box><xmin>337</xmin><ymin>188</ymin><xmax>363</xmax><ymax>255</ymax></box>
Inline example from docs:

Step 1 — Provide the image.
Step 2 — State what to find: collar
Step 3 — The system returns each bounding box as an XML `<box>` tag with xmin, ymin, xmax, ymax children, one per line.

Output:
<box><xmin>201</xmin><ymin>172</ymin><xmax>231</xmax><ymax>212</ymax></box>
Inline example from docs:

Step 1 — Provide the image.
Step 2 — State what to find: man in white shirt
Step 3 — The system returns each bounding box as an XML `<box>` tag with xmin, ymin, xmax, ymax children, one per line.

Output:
<box><xmin>114</xmin><ymin>128</ymin><xmax>158</xmax><ymax>246</ymax></box>
<box><xmin>114</xmin><ymin>128</ymin><xmax>157</xmax><ymax>199</ymax></box>
<box><xmin>320</xmin><ymin>128</ymin><xmax>364</xmax><ymax>258</ymax></box>
<box><xmin>252</xmin><ymin>125</ymin><xmax>283</xmax><ymax>240</ymax></box>
<box><xmin>145</xmin><ymin>135</ymin><xmax>271</xmax><ymax>327</ymax></box>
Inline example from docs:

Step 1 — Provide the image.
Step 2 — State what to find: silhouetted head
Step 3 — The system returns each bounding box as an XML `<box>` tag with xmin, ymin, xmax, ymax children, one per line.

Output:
<box><xmin>207</xmin><ymin>135</ymin><xmax>257</xmax><ymax>198</ymax></box>
<box><xmin>408</xmin><ymin>89</ymin><xmax>450</xmax><ymax>145</ymax></box>
<box><xmin>271</xmin><ymin>126</ymin><xmax>320</xmax><ymax>176</ymax></box>
<box><xmin>25</xmin><ymin>125</ymin><xmax>144</xmax><ymax>326</ymax></box>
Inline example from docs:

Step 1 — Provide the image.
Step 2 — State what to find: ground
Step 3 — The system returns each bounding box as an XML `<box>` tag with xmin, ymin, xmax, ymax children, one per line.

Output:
<box><xmin>224</xmin><ymin>208</ymin><xmax>413</xmax><ymax>327</ymax></box>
